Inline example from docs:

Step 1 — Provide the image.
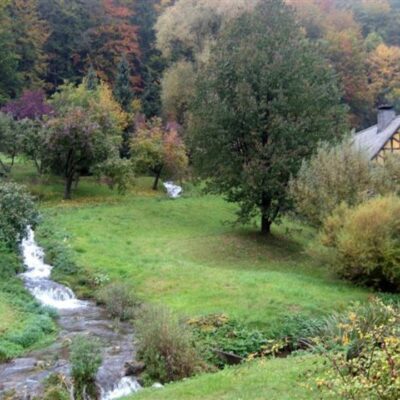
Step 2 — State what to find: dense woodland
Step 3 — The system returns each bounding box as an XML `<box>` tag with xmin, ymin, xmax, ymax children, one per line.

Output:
<box><xmin>1</xmin><ymin>1</ymin><xmax>400</xmax><ymax>399</ymax></box>
<box><xmin>0</xmin><ymin>0</ymin><xmax>400</xmax><ymax>126</ymax></box>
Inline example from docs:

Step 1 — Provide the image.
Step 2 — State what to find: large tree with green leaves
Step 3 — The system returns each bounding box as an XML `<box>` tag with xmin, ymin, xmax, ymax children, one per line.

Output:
<box><xmin>47</xmin><ymin>81</ymin><xmax>128</xmax><ymax>199</ymax></box>
<box><xmin>189</xmin><ymin>0</ymin><xmax>347</xmax><ymax>235</ymax></box>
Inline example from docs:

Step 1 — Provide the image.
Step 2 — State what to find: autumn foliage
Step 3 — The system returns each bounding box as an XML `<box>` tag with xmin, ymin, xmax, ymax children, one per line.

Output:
<box><xmin>131</xmin><ymin>117</ymin><xmax>188</xmax><ymax>190</ymax></box>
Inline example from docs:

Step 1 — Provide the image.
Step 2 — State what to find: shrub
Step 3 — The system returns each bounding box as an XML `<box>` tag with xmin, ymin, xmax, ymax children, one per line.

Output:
<box><xmin>316</xmin><ymin>300</ymin><xmax>400</xmax><ymax>400</ymax></box>
<box><xmin>135</xmin><ymin>305</ymin><xmax>204</xmax><ymax>383</ymax></box>
<box><xmin>189</xmin><ymin>314</ymin><xmax>269</xmax><ymax>367</ymax></box>
<box><xmin>0</xmin><ymin>181</ymin><xmax>39</xmax><ymax>249</ymax></box>
<box><xmin>70</xmin><ymin>335</ymin><xmax>102</xmax><ymax>400</ymax></box>
<box><xmin>289</xmin><ymin>140</ymin><xmax>371</xmax><ymax>227</ymax></box>
<box><xmin>97</xmin><ymin>282</ymin><xmax>138</xmax><ymax>321</ymax></box>
<box><xmin>93</xmin><ymin>157</ymin><xmax>135</xmax><ymax>194</ymax></box>
<box><xmin>320</xmin><ymin>196</ymin><xmax>400</xmax><ymax>291</ymax></box>
<box><xmin>371</xmin><ymin>153</ymin><xmax>400</xmax><ymax>195</ymax></box>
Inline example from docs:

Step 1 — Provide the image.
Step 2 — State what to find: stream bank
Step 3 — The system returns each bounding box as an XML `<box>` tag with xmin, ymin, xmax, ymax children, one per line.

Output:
<box><xmin>0</xmin><ymin>228</ymin><xmax>141</xmax><ymax>399</ymax></box>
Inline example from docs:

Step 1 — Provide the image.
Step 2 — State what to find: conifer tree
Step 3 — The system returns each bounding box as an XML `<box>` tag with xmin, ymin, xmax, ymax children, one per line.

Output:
<box><xmin>85</xmin><ymin>65</ymin><xmax>98</xmax><ymax>91</ymax></box>
<box><xmin>114</xmin><ymin>55</ymin><xmax>133</xmax><ymax>112</ymax></box>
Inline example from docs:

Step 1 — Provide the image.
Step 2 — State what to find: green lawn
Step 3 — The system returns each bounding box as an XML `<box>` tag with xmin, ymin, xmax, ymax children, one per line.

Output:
<box><xmin>0</xmin><ymin>160</ymin><xmax>372</xmax><ymax>395</ymax></box>
<box><xmin>15</xmin><ymin>163</ymin><xmax>369</xmax><ymax>332</ymax></box>
<box><xmin>127</xmin><ymin>355</ymin><xmax>326</xmax><ymax>400</ymax></box>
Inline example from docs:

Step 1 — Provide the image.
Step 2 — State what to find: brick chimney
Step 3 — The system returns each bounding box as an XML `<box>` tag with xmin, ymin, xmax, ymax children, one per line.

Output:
<box><xmin>377</xmin><ymin>105</ymin><xmax>396</xmax><ymax>132</ymax></box>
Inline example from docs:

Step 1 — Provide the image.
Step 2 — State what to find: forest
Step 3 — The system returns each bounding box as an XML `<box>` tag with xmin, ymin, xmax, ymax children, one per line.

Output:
<box><xmin>0</xmin><ymin>0</ymin><xmax>400</xmax><ymax>399</ymax></box>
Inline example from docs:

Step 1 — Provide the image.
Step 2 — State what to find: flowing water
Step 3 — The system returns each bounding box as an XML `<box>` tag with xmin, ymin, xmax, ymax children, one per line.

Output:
<box><xmin>163</xmin><ymin>182</ymin><xmax>182</xmax><ymax>199</ymax></box>
<box><xmin>0</xmin><ymin>228</ymin><xmax>141</xmax><ymax>399</ymax></box>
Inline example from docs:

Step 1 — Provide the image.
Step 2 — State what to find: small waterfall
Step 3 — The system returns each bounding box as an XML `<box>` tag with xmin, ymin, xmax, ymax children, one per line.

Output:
<box><xmin>20</xmin><ymin>227</ymin><xmax>84</xmax><ymax>310</ymax></box>
<box><xmin>101</xmin><ymin>377</ymin><xmax>141</xmax><ymax>400</ymax></box>
<box><xmin>163</xmin><ymin>181</ymin><xmax>182</xmax><ymax>198</ymax></box>
<box><xmin>0</xmin><ymin>227</ymin><xmax>141</xmax><ymax>400</ymax></box>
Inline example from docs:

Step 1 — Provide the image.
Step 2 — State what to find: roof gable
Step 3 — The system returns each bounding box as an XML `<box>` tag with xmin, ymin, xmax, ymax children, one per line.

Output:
<box><xmin>353</xmin><ymin>116</ymin><xmax>400</xmax><ymax>160</ymax></box>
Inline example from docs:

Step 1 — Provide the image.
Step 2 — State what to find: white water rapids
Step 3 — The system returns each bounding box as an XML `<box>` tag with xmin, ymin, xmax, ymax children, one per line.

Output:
<box><xmin>21</xmin><ymin>228</ymin><xmax>85</xmax><ymax>310</ymax></box>
<box><xmin>0</xmin><ymin>227</ymin><xmax>141</xmax><ymax>399</ymax></box>
<box><xmin>163</xmin><ymin>181</ymin><xmax>182</xmax><ymax>198</ymax></box>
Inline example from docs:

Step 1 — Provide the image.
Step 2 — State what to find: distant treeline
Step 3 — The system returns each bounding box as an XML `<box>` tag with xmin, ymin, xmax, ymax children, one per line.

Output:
<box><xmin>1</xmin><ymin>0</ymin><xmax>400</xmax><ymax>127</ymax></box>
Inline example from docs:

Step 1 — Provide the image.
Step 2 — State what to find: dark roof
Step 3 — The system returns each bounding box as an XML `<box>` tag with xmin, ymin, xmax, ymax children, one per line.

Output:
<box><xmin>353</xmin><ymin>116</ymin><xmax>400</xmax><ymax>160</ymax></box>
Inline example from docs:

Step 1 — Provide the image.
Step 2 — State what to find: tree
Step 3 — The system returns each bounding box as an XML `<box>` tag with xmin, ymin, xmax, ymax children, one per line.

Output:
<box><xmin>161</xmin><ymin>61</ymin><xmax>195</xmax><ymax>124</ymax></box>
<box><xmin>367</xmin><ymin>43</ymin><xmax>400</xmax><ymax>105</ymax></box>
<box><xmin>7</xmin><ymin>0</ymin><xmax>49</xmax><ymax>89</ymax></box>
<box><xmin>38</xmin><ymin>0</ymin><xmax>99</xmax><ymax>89</ymax></box>
<box><xmin>85</xmin><ymin>64</ymin><xmax>99</xmax><ymax>91</ymax></box>
<box><xmin>155</xmin><ymin>0</ymin><xmax>258</xmax><ymax>61</ymax></box>
<box><xmin>155</xmin><ymin>0</ymin><xmax>259</xmax><ymax>122</ymax></box>
<box><xmin>289</xmin><ymin>140</ymin><xmax>371</xmax><ymax>227</ymax></box>
<box><xmin>45</xmin><ymin>108</ymin><xmax>106</xmax><ymax>199</ymax></box>
<box><xmin>47</xmin><ymin>81</ymin><xmax>127</xmax><ymax>199</ymax></box>
<box><xmin>189</xmin><ymin>0</ymin><xmax>347</xmax><ymax>235</ymax></box>
<box><xmin>20</xmin><ymin>121</ymin><xmax>49</xmax><ymax>175</ymax></box>
<box><xmin>131</xmin><ymin>0</ymin><xmax>165</xmax><ymax>118</ymax></box>
<box><xmin>0</xmin><ymin>113</ymin><xmax>25</xmax><ymax>171</ymax></box>
<box><xmin>287</xmin><ymin>0</ymin><xmax>373</xmax><ymax>127</ymax></box>
<box><xmin>1</xmin><ymin>90</ymin><xmax>53</xmax><ymax>120</ymax></box>
<box><xmin>324</xmin><ymin>28</ymin><xmax>372</xmax><ymax>126</ymax></box>
<box><xmin>84</xmin><ymin>0</ymin><xmax>141</xmax><ymax>86</ymax></box>
<box><xmin>131</xmin><ymin>117</ymin><xmax>188</xmax><ymax>190</ymax></box>
<box><xmin>1</xmin><ymin>90</ymin><xmax>53</xmax><ymax>175</ymax></box>
<box><xmin>0</xmin><ymin>181</ymin><xmax>38</xmax><ymax>249</ymax></box>
<box><xmin>0</xmin><ymin>4</ymin><xmax>21</xmax><ymax>104</ymax></box>
<box><xmin>114</xmin><ymin>55</ymin><xmax>133</xmax><ymax>111</ymax></box>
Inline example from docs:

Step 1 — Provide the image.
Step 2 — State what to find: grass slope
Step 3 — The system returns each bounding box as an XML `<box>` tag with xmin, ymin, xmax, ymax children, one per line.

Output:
<box><xmin>16</xmin><ymin>165</ymin><xmax>369</xmax><ymax>332</ymax></box>
<box><xmin>127</xmin><ymin>356</ymin><xmax>325</xmax><ymax>400</ymax></box>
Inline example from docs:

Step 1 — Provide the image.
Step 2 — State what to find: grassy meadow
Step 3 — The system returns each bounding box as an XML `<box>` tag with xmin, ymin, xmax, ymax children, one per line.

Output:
<box><xmin>129</xmin><ymin>356</ymin><xmax>326</xmax><ymax>400</ymax></box>
<box><xmin>0</xmin><ymin>159</ymin><xmax>373</xmax><ymax>396</ymax></box>
<box><xmin>10</xmin><ymin>161</ymin><xmax>369</xmax><ymax>332</ymax></box>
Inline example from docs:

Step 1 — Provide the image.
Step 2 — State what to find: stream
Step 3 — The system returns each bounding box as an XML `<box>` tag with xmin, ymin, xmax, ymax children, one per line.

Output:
<box><xmin>0</xmin><ymin>228</ymin><xmax>141</xmax><ymax>399</ymax></box>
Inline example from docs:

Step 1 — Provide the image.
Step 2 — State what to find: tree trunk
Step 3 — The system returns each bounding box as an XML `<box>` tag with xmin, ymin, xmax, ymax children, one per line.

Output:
<box><xmin>0</xmin><ymin>159</ymin><xmax>9</xmax><ymax>175</ymax></box>
<box><xmin>74</xmin><ymin>173</ymin><xmax>80</xmax><ymax>189</ymax></box>
<box><xmin>260</xmin><ymin>194</ymin><xmax>272</xmax><ymax>236</ymax></box>
<box><xmin>64</xmin><ymin>175</ymin><xmax>74</xmax><ymax>200</ymax></box>
<box><xmin>152</xmin><ymin>167</ymin><xmax>162</xmax><ymax>191</ymax></box>
<box><xmin>261</xmin><ymin>215</ymin><xmax>272</xmax><ymax>236</ymax></box>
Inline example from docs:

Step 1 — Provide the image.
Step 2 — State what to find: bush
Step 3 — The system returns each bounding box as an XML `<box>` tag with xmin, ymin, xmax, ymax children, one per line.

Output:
<box><xmin>97</xmin><ymin>282</ymin><xmax>138</xmax><ymax>321</ymax></box>
<box><xmin>135</xmin><ymin>305</ymin><xmax>204</xmax><ymax>383</ymax></box>
<box><xmin>316</xmin><ymin>300</ymin><xmax>400</xmax><ymax>400</ymax></box>
<box><xmin>189</xmin><ymin>314</ymin><xmax>269</xmax><ymax>367</ymax></box>
<box><xmin>289</xmin><ymin>140</ymin><xmax>371</xmax><ymax>227</ymax></box>
<box><xmin>320</xmin><ymin>196</ymin><xmax>400</xmax><ymax>291</ymax></box>
<box><xmin>371</xmin><ymin>153</ymin><xmax>400</xmax><ymax>196</ymax></box>
<box><xmin>70</xmin><ymin>335</ymin><xmax>102</xmax><ymax>400</ymax></box>
<box><xmin>0</xmin><ymin>181</ymin><xmax>39</xmax><ymax>248</ymax></box>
